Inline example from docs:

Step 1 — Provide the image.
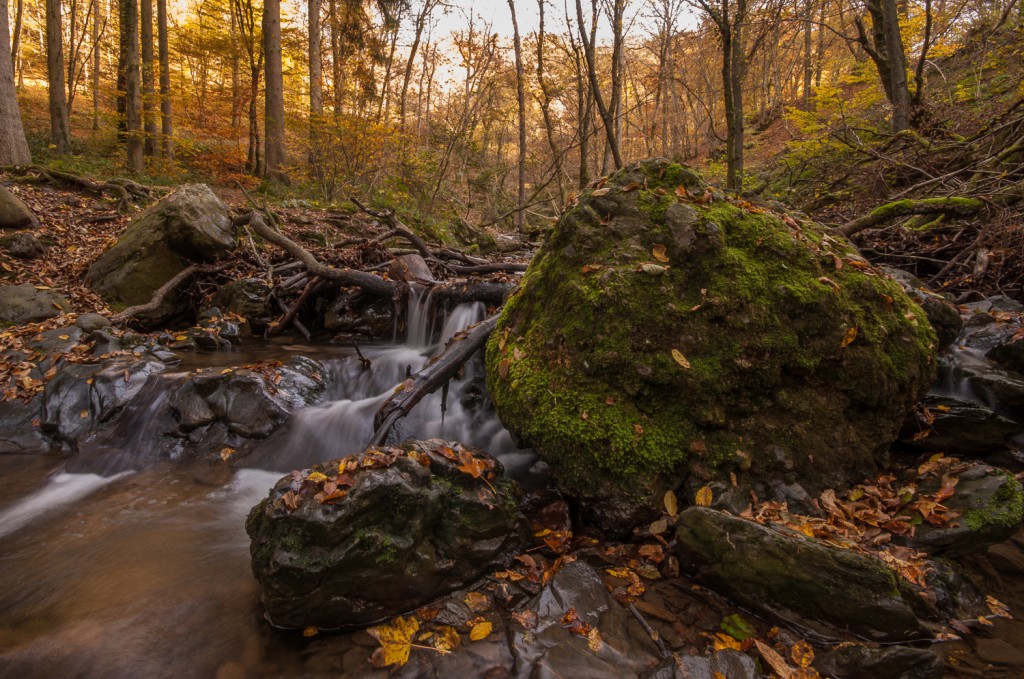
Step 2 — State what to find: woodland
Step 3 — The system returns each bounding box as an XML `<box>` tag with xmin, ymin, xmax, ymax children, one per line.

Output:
<box><xmin>2</xmin><ymin>0</ymin><xmax>1024</xmax><ymax>677</ymax></box>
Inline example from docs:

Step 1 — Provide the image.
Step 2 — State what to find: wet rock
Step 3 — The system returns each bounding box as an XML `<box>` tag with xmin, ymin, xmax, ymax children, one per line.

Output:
<box><xmin>975</xmin><ymin>637</ymin><xmax>1024</xmax><ymax>667</ymax></box>
<box><xmin>40</xmin><ymin>355</ymin><xmax>166</xmax><ymax>445</ymax></box>
<box><xmin>169</xmin><ymin>356</ymin><xmax>325</xmax><ymax>440</ymax></box>
<box><xmin>0</xmin><ymin>283</ymin><xmax>71</xmax><ymax>325</ymax></box>
<box><xmin>507</xmin><ymin>560</ymin><xmax>662</xmax><ymax>678</ymax></box>
<box><xmin>0</xmin><ymin>185</ymin><xmax>39</xmax><ymax>229</ymax></box>
<box><xmin>212</xmin><ymin>278</ymin><xmax>272</xmax><ymax>334</ymax></box>
<box><xmin>324</xmin><ymin>294</ymin><xmax>394</xmax><ymax>341</ymax></box>
<box><xmin>675</xmin><ymin>507</ymin><xmax>933</xmax><ymax>641</ymax></box>
<box><xmin>75</xmin><ymin>313</ymin><xmax>111</xmax><ymax>333</ymax></box>
<box><xmin>487</xmin><ymin>159</ymin><xmax>936</xmax><ymax>533</ymax></box>
<box><xmin>245</xmin><ymin>439</ymin><xmax>530</xmax><ymax>629</ymax></box>
<box><xmin>85</xmin><ymin>184</ymin><xmax>235</xmax><ymax>327</ymax></box>
<box><xmin>907</xmin><ymin>462</ymin><xmax>1024</xmax><ymax>556</ymax></box>
<box><xmin>190</xmin><ymin>308</ymin><xmax>246</xmax><ymax>348</ymax></box>
<box><xmin>883</xmin><ymin>266</ymin><xmax>962</xmax><ymax>349</ymax></box>
<box><xmin>0</xmin><ymin>394</ymin><xmax>48</xmax><ymax>453</ymax></box>
<box><xmin>0</xmin><ymin>232</ymin><xmax>46</xmax><ymax>259</ymax></box>
<box><xmin>813</xmin><ymin>644</ymin><xmax>943</xmax><ymax>679</ymax></box>
<box><xmin>900</xmin><ymin>395</ymin><xmax>1021</xmax><ymax>456</ymax></box>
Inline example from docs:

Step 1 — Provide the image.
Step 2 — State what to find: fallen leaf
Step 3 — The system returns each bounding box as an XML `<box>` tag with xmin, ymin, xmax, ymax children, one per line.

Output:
<box><xmin>302</xmin><ymin>626</ymin><xmax>318</xmax><ymax>637</ymax></box>
<box><xmin>639</xmin><ymin>263</ymin><xmax>668</xmax><ymax>275</ymax></box>
<box><xmin>307</xmin><ymin>471</ymin><xmax>329</xmax><ymax>483</ymax></box>
<box><xmin>840</xmin><ymin>327</ymin><xmax>858</xmax><ymax>348</ymax></box>
<box><xmin>469</xmin><ymin>621</ymin><xmax>492</xmax><ymax>641</ymax></box>
<box><xmin>591</xmin><ymin>187</ymin><xmax>611</xmax><ymax>197</ymax></box>
<box><xmin>695</xmin><ymin>486</ymin><xmax>713</xmax><ymax>507</ymax></box>
<box><xmin>790</xmin><ymin>639</ymin><xmax>815</xmax><ymax>667</ymax></box>
<box><xmin>663</xmin><ymin>489</ymin><xmax>678</xmax><ymax>516</ymax></box>
<box><xmin>512</xmin><ymin>609</ymin><xmax>539</xmax><ymax>630</ymax></box>
<box><xmin>652</xmin><ymin>244</ymin><xmax>669</xmax><ymax>263</ymax></box>
<box><xmin>672</xmin><ymin>349</ymin><xmax>691</xmax><ymax>369</ymax></box>
<box><xmin>219</xmin><ymin>447</ymin><xmax>236</xmax><ymax>461</ymax></box>
<box><xmin>464</xmin><ymin>591</ymin><xmax>492</xmax><ymax>613</ymax></box>
<box><xmin>587</xmin><ymin>627</ymin><xmax>604</xmax><ymax>652</ymax></box>
<box><xmin>755</xmin><ymin>639</ymin><xmax>795</xmax><ymax>678</ymax></box>
<box><xmin>432</xmin><ymin>625</ymin><xmax>461</xmax><ymax>653</ymax></box>
<box><xmin>581</xmin><ymin>263</ymin><xmax>603</xmax><ymax>273</ymax></box>
<box><xmin>368</xmin><ymin>615</ymin><xmax>419</xmax><ymax>668</ymax></box>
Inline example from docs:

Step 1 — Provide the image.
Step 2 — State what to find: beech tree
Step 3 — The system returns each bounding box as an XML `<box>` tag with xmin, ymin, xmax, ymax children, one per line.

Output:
<box><xmin>46</xmin><ymin>0</ymin><xmax>72</xmax><ymax>152</ymax></box>
<box><xmin>0</xmin><ymin>0</ymin><xmax>31</xmax><ymax>164</ymax></box>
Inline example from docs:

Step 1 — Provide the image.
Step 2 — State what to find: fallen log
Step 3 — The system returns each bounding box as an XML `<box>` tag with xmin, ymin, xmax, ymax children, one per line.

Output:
<box><xmin>839</xmin><ymin>197</ymin><xmax>985</xmax><ymax>237</ymax></box>
<box><xmin>369</xmin><ymin>315</ymin><xmax>498</xmax><ymax>446</ymax></box>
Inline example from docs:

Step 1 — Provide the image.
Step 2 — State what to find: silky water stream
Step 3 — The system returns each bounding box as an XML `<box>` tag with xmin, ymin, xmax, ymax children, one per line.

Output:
<box><xmin>0</xmin><ymin>293</ymin><xmax>534</xmax><ymax>678</ymax></box>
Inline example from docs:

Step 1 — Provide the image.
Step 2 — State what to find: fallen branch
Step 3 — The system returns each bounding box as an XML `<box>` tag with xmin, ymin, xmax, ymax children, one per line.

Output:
<box><xmin>110</xmin><ymin>262</ymin><xmax>230</xmax><ymax>325</ymax></box>
<box><xmin>267</xmin><ymin>275</ymin><xmax>322</xmax><ymax>338</ymax></box>
<box><xmin>839</xmin><ymin>197</ymin><xmax>986</xmax><ymax>237</ymax></box>
<box><xmin>9</xmin><ymin>165</ymin><xmax>153</xmax><ymax>212</ymax></box>
<box><xmin>369</xmin><ymin>315</ymin><xmax>498</xmax><ymax>446</ymax></box>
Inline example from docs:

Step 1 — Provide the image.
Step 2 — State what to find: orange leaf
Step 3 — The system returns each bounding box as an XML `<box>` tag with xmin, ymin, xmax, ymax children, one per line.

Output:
<box><xmin>695</xmin><ymin>486</ymin><xmax>713</xmax><ymax>507</ymax></box>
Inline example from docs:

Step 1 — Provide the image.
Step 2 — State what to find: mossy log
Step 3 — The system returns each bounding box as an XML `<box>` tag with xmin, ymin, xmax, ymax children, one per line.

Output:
<box><xmin>839</xmin><ymin>197</ymin><xmax>985</xmax><ymax>237</ymax></box>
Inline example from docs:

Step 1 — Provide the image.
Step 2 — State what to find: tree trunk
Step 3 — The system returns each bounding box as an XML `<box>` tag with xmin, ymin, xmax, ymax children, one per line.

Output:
<box><xmin>262</xmin><ymin>0</ymin><xmax>288</xmax><ymax>182</ymax></box>
<box><xmin>157</xmin><ymin>0</ymin><xmax>172</xmax><ymax>157</ymax></box>
<box><xmin>116</xmin><ymin>0</ymin><xmax>127</xmax><ymax>135</ymax></box>
<box><xmin>0</xmin><ymin>0</ymin><xmax>31</xmax><ymax>164</ymax></box>
<box><xmin>856</xmin><ymin>0</ymin><xmax>911</xmax><ymax>133</ymax></box>
<box><xmin>122</xmin><ymin>0</ymin><xmax>143</xmax><ymax>171</ymax></box>
<box><xmin>575</xmin><ymin>0</ymin><xmax>622</xmax><ymax>171</ymax></box>
<box><xmin>140</xmin><ymin>0</ymin><xmax>156</xmax><ymax>156</ymax></box>
<box><xmin>308</xmin><ymin>0</ymin><xmax>322</xmax><ymax>116</ymax></box>
<box><xmin>46</xmin><ymin>0</ymin><xmax>72</xmax><ymax>152</ymax></box>
<box><xmin>507</xmin><ymin>0</ymin><xmax>526</xmax><ymax>233</ymax></box>
<box><xmin>91</xmin><ymin>0</ymin><xmax>99</xmax><ymax>130</ymax></box>
<box><xmin>802</xmin><ymin>0</ymin><xmax>813</xmax><ymax>109</ymax></box>
<box><xmin>11</xmin><ymin>0</ymin><xmax>23</xmax><ymax>80</ymax></box>
<box><xmin>330</xmin><ymin>0</ymin><xmax>342</xmax><ymax>117</ymax></box>
<box><xmin>399</xmin><ymin>0</ymin><xmax>433</xmax><ymax>129</ymax></box>
<box><xmin>728</xmin><ymin>0</ymin><xmax>746</xmax><ymax>190</ymax></box>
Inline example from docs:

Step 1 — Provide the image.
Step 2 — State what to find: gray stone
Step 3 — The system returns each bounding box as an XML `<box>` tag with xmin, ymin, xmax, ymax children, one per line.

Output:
<box><xmin>675</xmin><ymin>507</ymin><xmax>933</xmax><ymax>641</ymax></box>
<box><xmin>0</xmin><ymin>283</ymin><xmax>71</xmax><ymax>325</ymax></box>
<box><xmin>900</xmin><ymin>395</ymin><xmax>1021</xmax><ymax>456</ymax></box>
<box><xmin>85</xmin><ymin>184</ymin><xmax>234</xmax><ymax>327</ymax></box>
<box><xmin>883</xmin><ymin>266</ymin><xmax>962</xmax><ymax>349</ymax></box>
<box><xmin>0</xmin><ymin>232</ymin><xmax>46</xmax><ymax>259</ymax></box>
<box><xmin>814</xmin><ymin>644</ymin><xmax>943</xmax><ymax>679</ymax></box>
<box><xmin>212</xmin><ymin>278</ymin><xmax>271</xmax><ymax>333</ymax></box>
<box><xmin>0</xmin><ymin>394</ymin><xmax>49</xmax><ymax>453</ymax></box>
<box><xmin>245</xmin><ymin>439</ymin><xmax>530</xmax><ymax>629</ymax></box>
<box><xmin>76</xmin><ymin>313</ymin><xmax>111</xmax><ymax>332</ymax></box>
<box><xmin>0</xmin><ymin>185</ymin><xmax>39</xmax><ymax>229</ymax></box>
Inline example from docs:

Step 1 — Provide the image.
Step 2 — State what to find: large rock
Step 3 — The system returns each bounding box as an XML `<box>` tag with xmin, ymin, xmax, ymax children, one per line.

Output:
<box><xmin>0</xmin><ymin>185</ymin><xmax>39</xmax><ymax>229</ymax></box>
<box><xmin>0</xmin><ymin>283</ymin><xmax>71</xmax><ymax>325</ymax></box>
<box><xmin>85</xmin><ymin>184</ymin><xmax>234</xmax><ymax>327</ymax></box>
<box><xmin>487</xmin><ymin>159</ymin><xmax>937</xmax><ymax>531</ymax></box>
<box><xmin>675</xmin><ymin>507</ymin><xmax>934</xmax><ymax>641</ymax></box>
<box><xmin>212</xmin><ymin>278</ymin><xmax>272</xmax><ymax>334</ymax></box>
<box><xmin>0</xmin><ymin>232</ymin><xmax>46</xmax><ymax>259</ymax></box>
<box><xmin>245</xmin><ymin>440</ymin><xmax>530</xmax><ymax>628</ymax></box>
<box><xmin>169</xmin><ymin>356</ymin><xmax>326</xmax><ymax>440</ymax></box>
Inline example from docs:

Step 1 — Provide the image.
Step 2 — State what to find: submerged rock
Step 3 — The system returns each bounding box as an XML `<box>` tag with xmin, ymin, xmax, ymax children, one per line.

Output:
<box><xmin>85</xmin><ymin>184</ymin><xmax>235</xmax><ymax>327</ymax></box>
<box><xmin>675</xmin><ymin>507</ymin><xmax>934</xmax><ymax>641</ymax></box>
<box><xmin>487</xmin><ymin>159</ymin><xmax>936</xmax><ymax>532</ymax></box>
<box><xmin>814</xmin><ymin>644</ymin><xmax>943</xmax><ymax>679</ymax></box>
<box><xmin>245</xmin><ymin>440</ymin><xmax>530</xmax><ymax>629</ymax></box>
<box><xmin>899</xmin><ymin>395</ymin><xmax>1021</xmax><ymax>456</ymax></box>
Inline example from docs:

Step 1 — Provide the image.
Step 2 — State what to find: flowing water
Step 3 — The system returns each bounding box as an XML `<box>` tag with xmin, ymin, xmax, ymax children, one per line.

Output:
<box><xmin>0</xmin><ymin>292</ymin><xmax>533</xmax><ymax>678</ymax></box>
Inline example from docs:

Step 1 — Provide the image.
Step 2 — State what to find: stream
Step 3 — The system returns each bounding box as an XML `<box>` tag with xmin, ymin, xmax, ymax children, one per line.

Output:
<box><xmin>0</xmin><ymin>295</ymin><xmax>535</xmax><ymax>678</ymax></box>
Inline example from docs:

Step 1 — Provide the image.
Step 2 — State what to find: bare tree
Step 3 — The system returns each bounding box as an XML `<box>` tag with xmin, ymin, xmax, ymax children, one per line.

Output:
<box><xmin>158</xmin><ymin>0</ymin><xmax>173</xmax><ymax>157</ymax></box>
<box><xmin>855</xmin><ymin>0</ymin><xmax>911</xmax><ymax>132</ymax></box>
<box><xmin>575</xmin><ymin>0</ymin><xmax>623</xmax><ymax>170</ymax></box>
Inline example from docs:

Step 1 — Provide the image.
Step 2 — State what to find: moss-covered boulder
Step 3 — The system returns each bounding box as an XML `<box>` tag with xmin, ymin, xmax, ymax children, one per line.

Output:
<box><xmin>86</xmin><ymin>184</ymin><xmax>235</xmax><ymax>327</ymax></box>
<box><xmin>486</xmin><ymin>159</ymin><xmax>936</xmax><ymax>531</ymax></box>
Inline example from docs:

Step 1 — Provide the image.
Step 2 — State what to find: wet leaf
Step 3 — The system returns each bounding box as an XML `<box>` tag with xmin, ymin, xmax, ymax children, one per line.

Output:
<box><xmin>790</xmin><ymin>639</ymin><xmax>815</xmax><ymax>667</ymax></box>
<box><xmin>281</xmin><ymin>490</ymin><xmax>300</xmax><ymax>512</ymax></box>
<box><xmin>79</xmin><ymin>409</ymin><xmax>89</xmax><ymax>419</ymax></box>
<box><xmin>708</xmin><ymin>632</ymin><xmax>741</xmax><ymax>651</ymax></box>
<box><xmin>464</xmin><ymin>591</ymin><xmax>492</xmax><ymax>613</ymax></box>
<box><xmin>587</xmin><ymin>627</ymin><xmax>604</xmax><ymax>652</ymax></box>
<box><xmin>469</xmin><ymin>621</ymin><xmax>492</xmax><ymax>641</ymax></box>
<box><xmin>512</xmin><ymin>609</ymin><xmax>539</xmax><ymax>629</ymax></box>
<box><xmin>671</xmin><ymin>349</ymin><xmax>691</xmax><ymax>369</ymax></box>
<box><xmin>663</xmin><ymin>489</ymin><xmax>678</xmax><ymax>516</ymax></box>
<box><xmin>368</xmin><ymin>615</ymin><xmax>419</xmax><ymax>668</ymax></box>
<box><xmin>302</xmin><ymin>626</ymin><xmax>318</xmax><ymax>637</ymax></box>
<box><xmin>432</xmin><ymin>625</ymin><xmax>461</xmax><ymax>653</ymax></box>
<box><xmin>652</xmin><ymin>244</ymin><xmax>669</xmax><ymax>263</ymax></box>
<box><xmin>695</xmin><ymin>485</ymin><xmax>713</xmax><ymax>507</ymax></box>
<box><xmin>219</xmin><ymin>447</ymin><xmax>236</xmax><ymax>461</ymax></box>
<box><xmin>755</xmin><ymin>639</ymin><xmax>795</xmax><ymax>678</ymax></box>
<box><xmin>720</xmin><ymin>613</ymin><xmax>756</xmax><ymax>641</ymax></box>
<box><xmin>987</xmin><ymin>596</ymin><xmax>1012</xmax><ymax>618</ymax></box>
<box><xmin>307</xmin><ymin>471</ymin><xmax>329</xmax><ymax>483</ymax></box>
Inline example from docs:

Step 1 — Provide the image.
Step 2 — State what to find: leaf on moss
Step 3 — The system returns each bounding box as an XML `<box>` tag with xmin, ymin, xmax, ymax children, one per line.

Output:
<box><xmin>671</xmin><ymin>349</ymin><xmax>691</xmax><ymax>369</ymax></box>
<box><xmin>840</xmin><ymin>327</ymin><xmax>858</xmax><ymax>348</ymax></box>
<box><xmin>695</xmin><ymin>486</ymin><xmax>713</xmax><ymax>507</ymax></box>
<box><xmin>652</xmin><ymin>244</ymin><xmax>669</xmax><ymax>263</ymax></box>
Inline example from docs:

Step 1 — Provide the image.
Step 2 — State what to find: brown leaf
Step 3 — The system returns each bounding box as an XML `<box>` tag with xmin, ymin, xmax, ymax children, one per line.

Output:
<box><xmin>755</xmin><ymin>639</ymin><xmax>795</xmax><ymax>678</ymax></box>
<box><xmin>464</xmin><ymin>591</ymin><xmax>492</xmax><ymax>613</ymax></box>
<box><xmin>663</xmin><ymin>489</ymin><xmax>678</xmax><ymax>516</ymax></box>
<box><xmin>512</xmin><ymin>609</ymin><xmax>539</xmax><ymax>630</ymax></box>
<box><xmin>790</xmin><ymin>639</ymin><xmax>815</xmax><ymax>667</ymax></box>
<box><xmin>652</xmin><ymin>244</ymin><xmax>669</xmax><ymax>263</ymax></box>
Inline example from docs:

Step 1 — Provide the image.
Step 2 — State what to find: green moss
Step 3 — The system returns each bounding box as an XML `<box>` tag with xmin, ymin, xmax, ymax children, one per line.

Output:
<box><xmin>488</xmin><ymin>159</ymin><xmax>937</xmax><ymax>512</ymax></box>
<box><xmin>966</xmin><ymin>475</ymin><xmax>1024</xmax><ymax>532</ymax></box>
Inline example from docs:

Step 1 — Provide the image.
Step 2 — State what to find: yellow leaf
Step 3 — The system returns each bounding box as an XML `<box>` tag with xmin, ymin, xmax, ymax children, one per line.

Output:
<box><xmin>672</xmin><ymin>349</ymin><xmax>691</xmax><ymax>369</ymax></box>
<box><xmin>663</xmin><ymin>489</ymin><xmax>678</xmax><ymax>516</ymax></box>
<box><xmin>469</xmin><ymin>621</ymin><xmax>492</xmax><ymax>641</ymax></box>
<box><xmin>175</xmin><ymin>335</ymin><xmax>189</xmax><ymax>341</ymax></box>
<box><xmin>432</xmin><ymin>625</ymin><xmax>461</xmax><ymax>653</ymax></box>
<box><xmin>58</xmin><ymin>334</ymin><xmax>70</xmax><ymax>340</ymax></box>
<box><xmin>652</xmin><ymin>244</ymin><xmax>669</xmax><ymax>263</ymax></box>
<box><xmin>368</xmin><ymin>615</ymin><xmax>419</xmax><ymax>668</ymax></box>
<box><xmin>587</xmin><ymin>627</ymin><xmax>604</xmax><ymax>652</ymax></box>
<box><xmin>695</xmin><ymin>486</ymin><xmax>713</xmax><ymax>507</ymax></box>
<box><xmin>79</xmin><ymin>409</ymin><xmax>89</xmax><ymax>419</ymax></box>
<box><xmin>219</xmin><ymin>447</ymin><xmax>236</xmax><ymax>461</ymax></box>
<box><xmin>710</xmin><ymin>632</ymin><xmax>741</xmax><ymax>651</ymax></box>
<box><xmin>464</xmin><ymin>591</ymin><xmax>491</xmax><ymax>613</ymax></box>
<box><xmin>302</xmin><ymin>626</ymin><xmax>318</xmax><ymax>637</ymax></box>
<box><xmin>307</xmin><ymin>471</ymin><xmax>329</xmax><ymax>483</ymax></box>
<box><xmin>840</xmin><ymin>327</ymin><xmax>858</xmax><ymax>348</ymax></box>
<box><xmin>790</xmin><ymin>639</ymin><xmax>815</xmax><ymax>667</ymax></box>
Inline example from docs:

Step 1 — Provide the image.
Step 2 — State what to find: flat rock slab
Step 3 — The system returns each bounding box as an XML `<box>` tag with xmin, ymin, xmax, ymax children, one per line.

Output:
<box><xmin>0</xmin><ymin>283</ymin><xmax>71</xmax><ymax>325</ymax></box>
